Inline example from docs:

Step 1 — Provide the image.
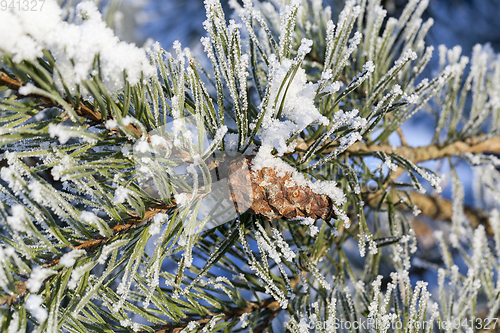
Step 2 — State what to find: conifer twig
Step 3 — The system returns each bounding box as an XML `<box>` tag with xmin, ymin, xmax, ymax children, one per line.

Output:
<box><xmin>365</xmin><ymin>191</ymin><xmax>492</xmax><ymax>234</ymax></box>
<box><xmin>0</xmin><ymin>202</ymin><xmax>176</xmax><ymax>306</ymax></box>
<box><xmin>152</xmin><ymin>298</ymin><xmax>281</xmax><ymax>333</ymax></box>
<box><xmin>3</xmin><ymin>0</ymin><xmax>500</xmax><ymax>330</ymax></box>
<box><xmin>0</xmin><ymin>71</ymin><xmax>144</xmax><ymax>137</ymax></box>
<box><xmin>296</xmin><ymin>135</ymin><xmax>500</xmax><ymax>163</ymax></box>
<box><xmin>405</xmin><ymin>192</ymin><xmax>491</xmax><ymax>233</ymax></box>
<box><xmin>63</xmin><ymin>202</ymin><xmax>175</xmax><ymax>255</ymax></box>
<box><xmin>152</xmin><ymin>274</ymin><xmax>304</xmax><ymax>333</ymax></box>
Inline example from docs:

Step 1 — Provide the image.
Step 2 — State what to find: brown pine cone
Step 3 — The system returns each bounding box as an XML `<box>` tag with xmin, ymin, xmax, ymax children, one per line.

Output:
<box><xmin>227</xmin><ymin>156</ymin><xmax>335</xmax><ymax>221</ymax></box>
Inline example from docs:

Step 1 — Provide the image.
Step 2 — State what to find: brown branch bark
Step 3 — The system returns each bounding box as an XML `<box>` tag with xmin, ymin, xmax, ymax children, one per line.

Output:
<box><xmin>365</xmin><ymin>191</ymin><xmax>492</xmax><ymax>234</ymax></box>
<box><xmin>348</xmin><ymin>136</ymin><xmax>500</xmax><ymax>162</ymax></box>
<box><xmin>48</xmin><ymin>202</ymin><xmax>176</xmax><ymax>267</ymax></box>
<box><xmin>0</xmin><ymin>282</ymin><xmax>27</xmax><ymax>306</ymax></box>
<box><xmin>407</xmin><ymin>192</ymin><xmax>491</xmax><ymax>233</ymax></box>
<box><xmin>296</xmin><ymin>135</ymin><xmax>500</xmax><ymax>163</ymax></box>
<box><xmin>295</xmin><ymin>135</ymin><xmax>497</xmax><ymax>233</ymax></box>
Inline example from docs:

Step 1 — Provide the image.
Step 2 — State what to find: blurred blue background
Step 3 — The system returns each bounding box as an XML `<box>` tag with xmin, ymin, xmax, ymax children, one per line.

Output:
<box><xmin>120</xmin><ymin>0</ymin><xmax>500</xmax><ymax>55</ymax></box>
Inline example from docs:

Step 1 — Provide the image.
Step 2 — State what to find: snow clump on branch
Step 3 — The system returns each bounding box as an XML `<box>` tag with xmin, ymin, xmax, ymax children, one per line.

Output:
<box><xmin>0</xmin><ymin>0</ymin><xmax>154</xmax><ymax>96</ymax></box>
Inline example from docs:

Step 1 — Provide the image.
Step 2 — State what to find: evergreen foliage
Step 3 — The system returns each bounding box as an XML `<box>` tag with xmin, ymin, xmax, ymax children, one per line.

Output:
<box><xmin>1</xmin><ymin>0</ymin><xmax>500</xmax><ymax>332</ymax></box>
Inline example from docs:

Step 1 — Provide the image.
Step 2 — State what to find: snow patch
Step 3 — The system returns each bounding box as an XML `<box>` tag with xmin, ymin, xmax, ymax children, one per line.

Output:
<box><xmin>0</xmin><ymin>0</ymin><xmax>154</xmax><ymax>96</ymax></box>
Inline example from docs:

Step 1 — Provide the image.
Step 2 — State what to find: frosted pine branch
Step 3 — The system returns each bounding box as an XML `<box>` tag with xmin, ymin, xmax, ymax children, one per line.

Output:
<box><xmin>2</xmin><ymin>0</ymin><xmax>500</xmax><ymax>332</ymax></box>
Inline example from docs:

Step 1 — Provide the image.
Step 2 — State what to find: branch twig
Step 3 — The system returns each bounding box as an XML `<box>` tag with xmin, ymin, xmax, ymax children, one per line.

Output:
<box><xmin>0</xmin><ymin>71</ymin><xmax>144</xmax><ymax>137</ymax></box>
<box><xmin>365</xmin><ymin>191</ymin><xmax>492</xmax><ymax>234</ymax></box>
<box><xmin>153</xmin><ymin>298</ymin><xmax>281</xmax><ymax>333</ymax></box>
<box><xmin>405</xmin><ymin>192</ymin><xmax>491</xmax><ymax>233</ymax></box>
<box><xmin>0</xmin><ymin>202</ymin><xmax>176</xmax><ymax>305</ymax></box>
<box><xmin>296</xmin><ymin>135</ymin><xmax>500</xmax><ymax>163</ymax></box>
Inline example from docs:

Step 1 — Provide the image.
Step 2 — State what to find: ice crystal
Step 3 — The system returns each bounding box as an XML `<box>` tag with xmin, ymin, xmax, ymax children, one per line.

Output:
<box><xmin>27</xmin><ymin>267</ymin><xmax>57</xmax><ymax>292</ymax></box>
<box><xmin>6</xmin><ymin>205</ymin><xmax>31</xmax><ymax>234</ymax></box>
<box><xmin>25</xmin><ymin>294</ymin><xmax>48</xmax><ymax>323</ymax></box>
<box><xmin>59</xmin><ymin>249</ymin><xmax>86</xmax><ymax>268</ymax></box>
<box><xmin>68</xmin><ymin>262</ymin><xmax>93</xmax><ymax>290</ymax></box>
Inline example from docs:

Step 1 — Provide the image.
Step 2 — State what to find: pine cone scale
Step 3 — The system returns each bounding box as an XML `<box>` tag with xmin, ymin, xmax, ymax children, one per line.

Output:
<box><xmin>228</xmin><ymin>156</ymin><xmax>335</xmax><ymax>221</ymax></box>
